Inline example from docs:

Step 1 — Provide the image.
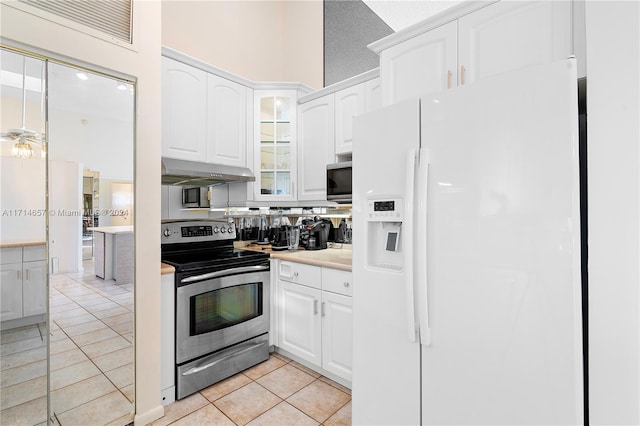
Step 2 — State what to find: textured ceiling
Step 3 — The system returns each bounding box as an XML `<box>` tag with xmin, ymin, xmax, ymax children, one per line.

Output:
<box><xmin>362</xmin><ymin>0</ymin><xmax>463</xmax><ymax>31</ymax></box>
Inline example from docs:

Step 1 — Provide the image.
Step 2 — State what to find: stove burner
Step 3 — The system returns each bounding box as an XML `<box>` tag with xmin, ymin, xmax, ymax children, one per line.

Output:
<box><xmin>161</xmin><ymin>219</ymin><xmax>270</xmax><ymax>276</ymax></box>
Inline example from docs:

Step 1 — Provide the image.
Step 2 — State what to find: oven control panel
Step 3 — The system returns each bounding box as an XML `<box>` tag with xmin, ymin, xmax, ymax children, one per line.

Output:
<box><xmin>161</xmin><ymin>220</ymin><xmax>236</xmax><ymax>243</ymax></box>
<box><xmin>181</xmin><ymin>225</ymin><xmax>213</xmax><ymax>237</ymax></box>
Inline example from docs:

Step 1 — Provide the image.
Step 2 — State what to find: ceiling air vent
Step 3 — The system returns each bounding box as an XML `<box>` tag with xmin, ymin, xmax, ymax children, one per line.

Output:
<box><xmin>19</xmin><ymin>0</ymin><xmax>133</xmax><ymax>44</ymax></box>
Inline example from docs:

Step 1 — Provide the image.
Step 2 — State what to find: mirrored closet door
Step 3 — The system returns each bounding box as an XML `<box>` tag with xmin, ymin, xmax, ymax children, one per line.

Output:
<box><xmin>0</xmin><ymin>47</ymin><xmax>136</xmax><ymax>426</ymax></box>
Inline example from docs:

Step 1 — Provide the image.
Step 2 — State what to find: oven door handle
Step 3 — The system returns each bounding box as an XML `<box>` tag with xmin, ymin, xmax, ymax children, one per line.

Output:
<box><xmin>182</xmin><ymin>340</ymin><xmax>266</xmax><ymax>376</ymax></box>
<box><xmin>180</xmin><ymin>265</ymin><xmax>269</xmax><ymax>284</ymax></box>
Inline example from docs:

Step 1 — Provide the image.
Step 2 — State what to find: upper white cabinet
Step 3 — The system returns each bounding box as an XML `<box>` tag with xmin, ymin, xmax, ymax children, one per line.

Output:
<box><xmin>162</xmin><ymin>57</ymin><xmax>208</xmax><ymax>161</ymax></box>
<box><xmin>254</xmin><ymin>90</ymin><xmax>298</xmax><ymax>202</ymax></box>
<box><xmin>380</xmin><ymin>21</ymin><xmax>457</xmax><ymax>105</ymax></box>
<box><xmin>207</xmin><ymin>74</ymin><xmax>250</xmax><ymax>168</ymax></box>
<box><xmin>335</xmin><ymin>85</ymin><xmax>365</xmax><ymax>155</ymax></box>
<box><xmin>376</xmin><ymin>1</ymin><xmax>573</xmax><ymax>105</ymax></box>
<box><xmin>298</xmin><ymin>94</ymin><xmax>335</xmax><ymax>201</ymax></box>
<box><xmin>295</xmin><ymin>71</ymin><xmax>379</xmax><ymax>194</ymax></box>
<box><xmin>364</xmin><ymin>78</ymin><xmax>382</xmax><ymax>112</ymax></box>
<box><xmin>162</xmin><ymin>55</ymin><xmax>252</xmax><ymax>168</ymax></box>
<box><xmin>458</xmin><ymin>1</ymin><xmax>572</xmax><ymax>85</ymax></box>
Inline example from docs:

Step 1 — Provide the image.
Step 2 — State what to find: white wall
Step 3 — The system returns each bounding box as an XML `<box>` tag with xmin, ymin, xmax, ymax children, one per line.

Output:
<box><xmin>161</xmin><ymin>0</ymin><xmax>323</xmax><ymax>89</ymax></box>
<box><xmin>281</xmin><ymin>1</ymin><xmax>323</xmax><ymax>87</ymax></box>
<box><xmin>0</xmin><ymin>157</ymin><xmax>46</xmax><ymax>241</ymax></box>
<box><xmin>48</xmin><ymin>108</ymin><xmax>133</xmax><ymax>181</ymax></box>
<box><xmin>586</xmin><ymin>1</ymin><xmax>640</xmax><ymax>424</ymax></box>
<box><xmin>48</xmin><ymin>161</ymin><xmax>82</xmax><ymax>273</ymax></box>
<box><xmin>0</xmin><ymin>2</ymin><xmax>163</xmax><ymax>424</ymax></box>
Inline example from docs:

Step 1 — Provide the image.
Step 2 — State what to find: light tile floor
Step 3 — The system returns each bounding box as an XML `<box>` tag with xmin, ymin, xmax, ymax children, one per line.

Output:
<box><xmin>153</xmin><ymin>353</ymin><xmax>351</xmax><ymax>426</ymax></box>
<box><xmin>2</xmin><ymin>261</ymin><xmax>351</xmax><ymax>426</ymax></box>
<box><xmin>0</xmin><ymin>260</ymin><xmax>134</xmax><ymax>426</ymax></box>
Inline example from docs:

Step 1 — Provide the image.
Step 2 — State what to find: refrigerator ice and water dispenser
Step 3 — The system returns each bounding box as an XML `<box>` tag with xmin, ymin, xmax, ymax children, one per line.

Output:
<box><xmin>366</xmin><ymin>198</ymin><xmax>404</xmax><ymax>271</ymax></box>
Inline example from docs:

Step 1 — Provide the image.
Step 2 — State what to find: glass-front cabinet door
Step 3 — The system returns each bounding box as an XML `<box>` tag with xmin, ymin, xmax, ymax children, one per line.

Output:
<box><xmin>254</xmin><ymin>90</ymin><xmax>297</xmax><ymax>202</ymax></box>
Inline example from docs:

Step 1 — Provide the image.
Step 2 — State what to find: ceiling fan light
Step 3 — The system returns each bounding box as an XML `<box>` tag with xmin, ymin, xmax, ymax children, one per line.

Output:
<box><xmin>12</xmin><ymin>140</ymin><xmax>33</xmax><ymax>159</ymax></box>
<box><xmin>2</xmin><ymin>55</ymin><xmax>42</xmax><ymax>150</ymax></box>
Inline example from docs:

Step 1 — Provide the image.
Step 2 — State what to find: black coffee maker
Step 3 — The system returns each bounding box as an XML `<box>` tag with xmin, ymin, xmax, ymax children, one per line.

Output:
<box><xmin>303</xmin><ymin>217</ymin><xmax>334</xmax><ymax>250</ymax></box>
<box><xmin>269</xmin><ymin>225</ymin><xmax>289</xmax><ymax>250</ymax></box>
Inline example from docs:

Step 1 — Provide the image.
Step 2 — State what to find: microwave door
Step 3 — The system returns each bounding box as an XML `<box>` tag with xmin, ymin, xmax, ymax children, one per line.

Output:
<box><xmin>327</xmin><ymin>162</ymin><xmax>352</xmax><ymax>203</ymax></box>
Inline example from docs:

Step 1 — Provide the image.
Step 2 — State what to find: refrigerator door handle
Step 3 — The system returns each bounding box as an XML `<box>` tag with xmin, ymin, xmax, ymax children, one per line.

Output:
<box><xmin>404</xmin><ymin>149</ymin><xmax>418</xmax><ymax>343</ymax></box>
<box><xmin>417</xmin><ymin>148</ymin><xmax>431</xmax><ymax>346</ymax></box>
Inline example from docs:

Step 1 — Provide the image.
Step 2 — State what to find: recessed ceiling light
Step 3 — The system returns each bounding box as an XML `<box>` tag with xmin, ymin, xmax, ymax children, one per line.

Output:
<box><xmin>76</xmin><ymin>72</ymin><xmax>88</xmax><ymax>81</ymax></box>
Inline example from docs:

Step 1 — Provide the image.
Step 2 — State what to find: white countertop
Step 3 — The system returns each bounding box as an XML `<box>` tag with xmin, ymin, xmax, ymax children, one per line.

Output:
<box><xmin>89</xmin><ymin>226</ymin><xmax>134</xmax><ymax>234</ymax></box>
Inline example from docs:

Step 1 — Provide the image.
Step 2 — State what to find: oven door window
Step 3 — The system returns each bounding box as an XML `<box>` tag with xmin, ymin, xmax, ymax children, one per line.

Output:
<box><xmin>190</xmin><ymin>282</ymin><xmax>263</xmax><ymax>336</ymax></box>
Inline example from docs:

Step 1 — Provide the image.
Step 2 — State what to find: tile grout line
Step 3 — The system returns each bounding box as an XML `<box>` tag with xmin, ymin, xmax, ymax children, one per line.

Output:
<box><xmin>54</xmin><ymin>308</ymin><xmax>133</xmax><ymax>399</ymax></box>
<box><xmin>48</xmin><ymin>269</ymin><xmax>135</xmax><ymax>417</ymax></box>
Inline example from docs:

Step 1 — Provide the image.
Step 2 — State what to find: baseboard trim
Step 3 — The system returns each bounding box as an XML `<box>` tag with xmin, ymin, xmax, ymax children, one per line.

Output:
<box><xmin>134</xmin><ymin>404</ymin><xmax>164</xmax><ymax>426</ymax></box>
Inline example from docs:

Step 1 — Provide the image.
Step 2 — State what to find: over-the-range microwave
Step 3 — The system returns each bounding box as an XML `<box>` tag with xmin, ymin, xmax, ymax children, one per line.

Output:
<box><xmin>182</xmin><ymin>186</ymin><xmax>210</xmax><ymax>208</ymax></box>
<box><xmin>326</xmin><ymin>161</ymin><xmax>352</xmax><ymax>204</ymax></box>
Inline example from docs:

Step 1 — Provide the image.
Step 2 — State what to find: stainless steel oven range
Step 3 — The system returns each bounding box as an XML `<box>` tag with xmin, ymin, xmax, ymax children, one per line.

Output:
<box><xmin>161</xmin><ymin>220</ymin><xmax>270</xmax><ymax>400</ymax></box>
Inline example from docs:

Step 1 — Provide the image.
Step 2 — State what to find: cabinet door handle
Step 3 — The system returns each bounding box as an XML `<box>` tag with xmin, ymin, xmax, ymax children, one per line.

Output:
<box><xmin>321</xmin><ymin>301</ymin><xmax>326</xmax><ymax>317</ymax></box>
<box><xmin>344</xmin><ymin>281</ymin><xmax>350</xmax><ymax>288</ymax></box>
<box><xmin>17</xmin><ymin>270</ymin><xmax>20</xmax><ymax>280</ymax></box>
<box><xmin>447</xmin><ymin>70</ymin><xmax>452</xmax><ymax>89</ymax></box>
<box><xmin>314</xmin><ymin>300</ymin><xmax>318</xmax><ymax>315</ymax></box>
<box><xmin>461</xmin><ymin>65</ymin><xmax>466</xmax><ymax>85</ymax></box>
<box><xmin>25</xmin><ymin>269</ymin><xmax>29</xmax><ymax>280</ymax></box>
<box><xmin>293</xmin><ymin>271</ymin><xmax>299</xmax><ymax>278</ymax></box>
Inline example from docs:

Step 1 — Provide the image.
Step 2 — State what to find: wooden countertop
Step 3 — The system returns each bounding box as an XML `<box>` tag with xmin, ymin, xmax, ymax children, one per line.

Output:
<box><xmin>160</xmin><ymin>244</ymin><xmax>351</xmax><ymax>276</ymax></box>
<box><xmin>0</xmin><ymin>240</ymin><xmax>46</xmax><ymax>249</ymax></box>
<box><xmin>88</xmin><ymin>226</ymin><xmax>134</xmax><ymax>234</ymax></box>
<box><xmin>238</xmin><ymin>242</ymin><xmax>352</xmax><ymax>271</ymax></box>
<box><xmin>161</xmin><ymin>263</ymin><xmax>175</xmax><ymax>275</ymax></box>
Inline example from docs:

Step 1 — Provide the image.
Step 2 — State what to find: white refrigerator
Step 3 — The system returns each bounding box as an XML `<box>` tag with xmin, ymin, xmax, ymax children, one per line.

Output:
<box><xmin>352</xmin><ymin>59</ymin><xmax>584</xmax><ymax>425</ymax></box>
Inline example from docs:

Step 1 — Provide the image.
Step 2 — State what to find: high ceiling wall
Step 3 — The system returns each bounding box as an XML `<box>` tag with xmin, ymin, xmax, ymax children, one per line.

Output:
<box><xmin>161</xmin><ymin>0</ymin><xmax>323</xmax><ymax>89</ymax></box>
<box><xmin>324</xmin><ymin>0</ymin><xmax>392</xmax><ymax>85</ymax></box>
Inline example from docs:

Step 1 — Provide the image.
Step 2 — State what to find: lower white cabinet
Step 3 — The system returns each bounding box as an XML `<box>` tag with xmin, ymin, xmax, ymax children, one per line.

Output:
<box><xmin>0</xmin><ymin>245</ymin><xmax>46</xmax><ymax>323</ymax></box>
<box><xmin>22</xmin><ymin>259</ymin><xmax>47</xmax><ymax>317</ymax></box>
<box><xmin>321</xmin><ymin>290</ymin><xmax>353</xmax><ymax>381</ymax></box>
<box><xmin>277</xmin><ymin>261</ymin><xmax>353</xmax><ymax>383</ymax></box>
<box><xmin>279</xmin><ymin>280</ymin><xmax>322</xmax><ymax>365</ymax></box>
<box><xmin>0</xmin><ymin>262</ymin><xmax>23</xmax><ymax>321</ymax></box>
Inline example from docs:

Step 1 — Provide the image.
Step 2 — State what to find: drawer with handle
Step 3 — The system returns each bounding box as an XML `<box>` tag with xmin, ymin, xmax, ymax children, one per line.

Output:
<box><xmin>322</xmin><ymin>268</ymin><xmax>352</xmax><ymax>297</ymax></box>
<box><xmin>279</xmin><ymin>261</ymin><xmax>321</xmax><ymax>289</ymax></box>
